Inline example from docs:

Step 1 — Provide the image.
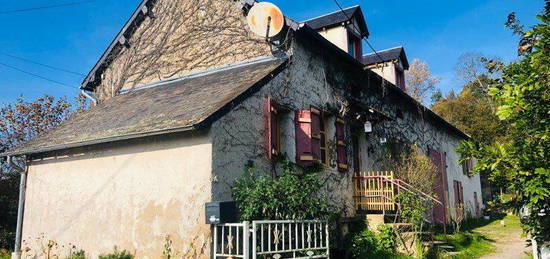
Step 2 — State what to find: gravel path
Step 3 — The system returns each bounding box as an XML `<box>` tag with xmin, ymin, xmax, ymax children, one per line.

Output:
<box><xmin>479</xmin><ymin>215</ymin><xmax>530</xmax><ymax>259</ymax></box>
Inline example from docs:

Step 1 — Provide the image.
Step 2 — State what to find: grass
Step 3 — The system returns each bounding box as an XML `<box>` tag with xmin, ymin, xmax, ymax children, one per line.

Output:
<box><xmin>0</xmin><ymin>249</ymin><xmax>10</xmax><ymax>259</ymax></box>
<box><xmin>434</xmin><ymin>232</ymin><xmax>495</xmax><ymax>258</ymax></box>
<box><xmin>432</xmin><ymin>214</ymin><xmax>526</xmax><ymax>259</ymax></box>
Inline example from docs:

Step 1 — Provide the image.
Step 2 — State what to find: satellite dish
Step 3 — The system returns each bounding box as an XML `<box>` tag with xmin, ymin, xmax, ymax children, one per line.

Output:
<box><xmin>246</xmin><ymin>2</ymin><xmax>284</xmax><ymax>38</ymax></box>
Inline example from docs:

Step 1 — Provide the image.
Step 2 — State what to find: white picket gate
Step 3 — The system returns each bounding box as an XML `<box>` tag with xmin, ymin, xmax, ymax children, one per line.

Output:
<box><xmin>213</xmin><ymin>220</ymin><xmax>330</xmax><ymax>259</ymax></box>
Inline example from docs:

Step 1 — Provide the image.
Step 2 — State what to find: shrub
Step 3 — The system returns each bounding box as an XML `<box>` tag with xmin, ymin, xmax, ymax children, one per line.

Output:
<box><xmin>349</xmin><ymin>227</ymin><xmax>395</xmax><ymax>259</ymax></box>
<box><xmin>232</xmin><ymin>160</ymin><xmax>333</xmax><ymax>221</ymax></box>
<box><xmin>98</xmin><ymin>247</ymin><xmax>133</xmax><ymax>259</ymax></box>
<box><xmin>66</xmin><ymin>249</ymin><xmax>85</xmax><ymax>259</ymax></box>
<box><xmin>377</xmin><ymin>224</ymin><xmax>397</xmax><ymax>253</ymax></box>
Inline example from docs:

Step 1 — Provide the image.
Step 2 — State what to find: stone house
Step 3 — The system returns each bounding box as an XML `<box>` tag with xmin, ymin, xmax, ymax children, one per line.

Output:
<box><xmin>2</xmin><ymin>1</ymin><xmax>483</xmax><ymax>258</ymax></box>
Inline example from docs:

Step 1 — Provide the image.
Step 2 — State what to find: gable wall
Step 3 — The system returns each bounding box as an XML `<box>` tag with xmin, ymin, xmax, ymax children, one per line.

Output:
<box><xmin>211</xmin><ymin>34</ymin><xmax>482</xmax><ymax>220</ymax></box>
<box><xmin>93</xmin><ymin>0</ymin><xmax>270</xmax><ymax>100</ymax></box>
<box><xmin>21</xmin><ymin>131</ymin><xmax>213</xmax><ymax>259</ymax></box>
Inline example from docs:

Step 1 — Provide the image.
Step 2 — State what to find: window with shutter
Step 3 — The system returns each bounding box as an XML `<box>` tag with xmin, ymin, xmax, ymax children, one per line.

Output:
<box><xmin>310</xmin><ymin>107</ymin><xmax>322</xmax><ymax>162</ymax></box>
<box><xmin>335</xmin><ymin>117</ymin><xmax>348</xmax><ymax>171</ymax></box>
<box><xmin>264</xmin><ymin>98</ymin><xmax>280</xmax><ymax>160</ymax></box>
<box><xmin>295</xmin><ymin>109</ymin><xmax>313</xmax><ymax>165</ymax></box>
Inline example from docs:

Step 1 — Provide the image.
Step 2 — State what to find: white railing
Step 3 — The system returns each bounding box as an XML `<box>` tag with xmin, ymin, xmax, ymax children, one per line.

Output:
<box><xmin>213</xmin><ymin>222</ymin><xmax>249</xmax><ymax>259</ymax></box>
<box><xmin>213</xmin><ymin>220</ymin><xmax>330</xmax><ymax>259</ymax></box>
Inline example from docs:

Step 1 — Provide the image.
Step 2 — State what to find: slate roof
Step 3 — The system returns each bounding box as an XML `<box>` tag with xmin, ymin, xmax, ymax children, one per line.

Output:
<box><xmin>303</xmin><ymin>6</ymin><xmax>369</xmax><ymax>37</ymax></box>
<box><xmin>5</xmin><ymin>57</ymin><xmax>286</xmax><ymax>156</ymax></box>
<box><xmin>362</xmin><ymin>46</ymin><xmax>409</xmax><ymax>69</ymax></box>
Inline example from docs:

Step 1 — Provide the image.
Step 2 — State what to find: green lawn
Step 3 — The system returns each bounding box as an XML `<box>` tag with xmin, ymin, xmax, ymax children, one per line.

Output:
<box><xmin>432</xmin><ymin>214</ymin><xmax>525</xmax><ymax>259</ymax></box>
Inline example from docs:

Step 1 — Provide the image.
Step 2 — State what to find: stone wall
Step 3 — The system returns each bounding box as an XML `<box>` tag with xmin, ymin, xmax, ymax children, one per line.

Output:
<box><xmin>211</xmin><ymin>33</ymin><xmax>482</xmax><ymax>219</ymax></box>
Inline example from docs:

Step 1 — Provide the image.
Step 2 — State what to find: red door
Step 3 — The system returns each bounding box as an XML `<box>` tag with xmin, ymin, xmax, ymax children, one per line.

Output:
<box><xmin>430</xmin><ymin>149</ymin><xmax>449</xmax><ymax>225</ymax></box>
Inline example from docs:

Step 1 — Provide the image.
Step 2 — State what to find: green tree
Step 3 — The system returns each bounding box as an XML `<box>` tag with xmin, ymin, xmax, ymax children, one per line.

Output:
<box><xmin>458</xmin><ymin>6</ymin><xmax>550</xmax><ymax>243</ymax></box>
<box><xmin>431</xmin><ymin>82</ymin><xmax>506</xmax><ymax>144</ymax></box>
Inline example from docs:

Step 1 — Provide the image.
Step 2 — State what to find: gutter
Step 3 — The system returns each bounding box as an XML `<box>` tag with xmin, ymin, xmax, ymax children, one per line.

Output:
<box><xmin>7</xmin><ymin>156</ymin><xmax>27</xmax><ymax>259</ymax></box>
<box><xmin>80</xmin><ymin>90</ymin><xmax>97</xmax><ymax>106</ymax></box>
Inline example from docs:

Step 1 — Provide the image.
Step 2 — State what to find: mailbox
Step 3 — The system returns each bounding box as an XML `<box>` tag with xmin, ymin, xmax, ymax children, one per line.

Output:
<box><xmin>205</xmin><ymin>201</ymin><xmax>238</xmax><ymax>224</ymax></box>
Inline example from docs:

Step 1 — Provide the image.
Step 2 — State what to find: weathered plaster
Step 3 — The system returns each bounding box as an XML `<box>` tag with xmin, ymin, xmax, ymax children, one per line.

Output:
<box><xmin>21</xmin><ymin>131</ymin><xmax>213</xmax><ymax>259</ymax></box>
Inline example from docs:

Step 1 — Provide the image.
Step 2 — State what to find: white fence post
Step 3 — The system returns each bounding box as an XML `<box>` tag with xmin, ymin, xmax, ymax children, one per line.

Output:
<box><xmin>252</xmin><ymin>221</ymin><xmax>257</xmax><ymax>259</ymax></box>
<box><xmin>243</xmin><ymin>221</ymin><xmax>249</xmax><ymax>259</ymax></box>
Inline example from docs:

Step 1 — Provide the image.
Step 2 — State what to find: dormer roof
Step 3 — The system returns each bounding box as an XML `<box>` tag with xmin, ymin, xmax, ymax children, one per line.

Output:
<box><xmin>362</xmin><ymin>46</ymin><xmax>409</xmax><ymax>69</ymax></box>
<box><xmin>303</xmin><ymin>6</ymin><xmax>369</xmax><ymax>38</ymax></box>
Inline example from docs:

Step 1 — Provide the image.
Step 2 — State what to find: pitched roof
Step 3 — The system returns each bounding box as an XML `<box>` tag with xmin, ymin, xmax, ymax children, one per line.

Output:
<box><xmin>362</xmin><ymin>46</ymin><xmax>409</xmax><ymax>69</ymax></box>
<box><xmin>303</xmin><ymin>6</ymin><xmax>369</xmax><ymax>37</ymax></box>
<box><xmin>4</xmin><ymin>57</ymin><xmax>286</xmax><ymax>156</ymax></box>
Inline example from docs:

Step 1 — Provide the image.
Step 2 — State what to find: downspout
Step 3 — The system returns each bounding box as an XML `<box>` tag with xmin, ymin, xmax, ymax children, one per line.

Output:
<box><xmin>7</xmin><ymin>156</ymin><xmax>27</xmax><ymax>259</ymax></box>
<box><xmin>80</xmin><ymin>90</ymin><xmax>98</xmax><ymax>106</ymax></box>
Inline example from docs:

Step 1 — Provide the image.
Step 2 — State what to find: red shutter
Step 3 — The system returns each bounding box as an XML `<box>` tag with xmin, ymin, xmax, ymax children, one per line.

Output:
<box><xmin>335</xmin><ymin>117</ymin><xmax>348</xmax><ymax>171</ymax></box>
<box><xmin>264</xmin><ymin>98</ymin><xmax>279</xmax><ymax>160</ymax></box>
<box><xmin>295</xmin><ymin>110</ymin><xmax>313</xmax><ymax>165</ymax></box>
<box><xmin>310</xmin><ymin>107</ymin><xmax>321</xmax><ymax>162</ymax></box>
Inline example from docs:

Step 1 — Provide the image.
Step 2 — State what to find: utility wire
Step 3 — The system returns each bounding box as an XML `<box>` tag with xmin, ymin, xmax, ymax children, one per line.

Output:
<box><xmin>0</xmin><ymin>52</ymin><xmax>85</xmax><ymax>77</ymax></box>
<box><xmin>0</xmin><ymin>62</ymin><xmax>78</xmax><ymax>90</ymax></box>
<box><xmin>0</xmin><ymin>0</ymin><xmax>97</xmax><ymax>15</ymax></box>
<box><xmin>331</xmin><ymin>0</ymin><xmax>385</xmax><ymax>64</ymax></box>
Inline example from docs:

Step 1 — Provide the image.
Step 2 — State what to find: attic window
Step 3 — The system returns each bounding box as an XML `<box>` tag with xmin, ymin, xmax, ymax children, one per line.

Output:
<box><xmin>347</xmin><ymin>32</ymin><xmax>362</xmax><ymax>60</ymax></box>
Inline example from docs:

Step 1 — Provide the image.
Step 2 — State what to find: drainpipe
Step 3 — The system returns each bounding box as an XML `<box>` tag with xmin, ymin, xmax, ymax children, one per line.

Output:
<box><xmin>80</xmin><ymin>90</ymin><xmax>98</xmax><ymax>106</ymax></box>
<box><xmin>7</xmin><ymin>156</ymin><xmax>27</xmax><ymax>259</ymax></box>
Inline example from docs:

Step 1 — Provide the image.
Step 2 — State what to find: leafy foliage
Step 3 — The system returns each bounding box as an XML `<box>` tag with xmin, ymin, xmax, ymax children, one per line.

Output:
<box><xmin>432</xmin><ymin>81</ymin><xmax>507</xmax><ymax>145</ymax></box>
<box><xmin>376</xmin><ymin>224</ymin><xmax>398</xmax><ymax>253</ymax></box>
<box><xmin>232</xmin><ymin>160</ymin><xmax>333</xmax><ymax>221</ymax></box>
<box><xmin>98</xmin><ymin>247</ymin><xmax>133</xmax><ymax>259</ymax></box>
<box><xmin>66</xmin><ymin>249</ymin><xmax>86</xmax><ymax>259</ymax></box>
<box><xmin>348</xmin><ymin>226</ymin><xmax>396</xmax><ymax>259</ymax></box>
<box><xmin>458</xmin><ymin>8</ymin><xmax>550</xmax><ymax>243</ymax></box>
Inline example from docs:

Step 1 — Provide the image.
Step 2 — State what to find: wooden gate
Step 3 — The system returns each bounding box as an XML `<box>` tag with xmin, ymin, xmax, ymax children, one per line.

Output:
<box><xmin>353</xmin><ymin>171</ymin><xmax>396</xmax><ymax>212</ymax></box>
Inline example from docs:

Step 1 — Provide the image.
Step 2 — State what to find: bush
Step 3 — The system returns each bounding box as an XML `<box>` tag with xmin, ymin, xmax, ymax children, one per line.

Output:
<box><xmin>377</xmin><ymin>224</ymin><xmax>398</xmax><ymax>252</ymax></box>
<box><xmin>66</xmin><ymin>249</ymin><xmax>85</xmax><ymax>259</ymax></box>
<box><xmin>349</xmin><ymin>227</ymin><xmax>396</xmax><ymax>259</ymax></box>
<box><xmin>232</xmin><ymin>160</ymin><xmax>333</xmax><ymax>221</ymax></box>
<box><xmin>98</xmin><ymin>247</ymin><xmax>133</xmax><ymax>259</ymax></box>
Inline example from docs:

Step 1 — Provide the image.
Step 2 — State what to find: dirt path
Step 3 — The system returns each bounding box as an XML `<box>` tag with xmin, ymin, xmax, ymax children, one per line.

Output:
<box><xmin>478</xmin><ymin>215</ymin><xmax>530</xmax><ymax>259</ymax></box>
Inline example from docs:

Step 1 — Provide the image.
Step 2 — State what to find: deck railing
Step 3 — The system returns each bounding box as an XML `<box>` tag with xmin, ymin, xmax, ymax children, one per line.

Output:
<box><xmin>353</xmin><ymin>171</ymin><xmax>396</xmax><ymax>211</ymax></box>
<box><xmin>353</xmin><ymin>171</ymin><xmax>442</xmax><ymax>213</ymax></box>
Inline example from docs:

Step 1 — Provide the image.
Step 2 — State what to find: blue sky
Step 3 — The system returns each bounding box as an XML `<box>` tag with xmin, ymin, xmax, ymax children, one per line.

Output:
<box><xmin>0</xmin><ymin>0</ymin><xmax>543</xmax><ymax>105</ymax></box>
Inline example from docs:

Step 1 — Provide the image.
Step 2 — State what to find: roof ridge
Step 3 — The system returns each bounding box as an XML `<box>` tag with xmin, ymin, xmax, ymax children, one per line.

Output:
<box><xmin>302</xmin><ymin>5</ymin><xmax>360</xmax><ymax>22</ymax></box>
<box><xmin>119</xmin><ymin>55</ymin><xmax>283</xmax><ymax>94</ymax></box>
<box><xmin>363</xmin><ymin>46</ymin><xmax>404</xmax><ymax>56</ymax></box>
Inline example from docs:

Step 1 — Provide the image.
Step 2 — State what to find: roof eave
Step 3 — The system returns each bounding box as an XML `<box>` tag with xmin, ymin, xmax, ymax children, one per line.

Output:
<box><xmin>0</xmin><ymin>125</ymin><xmax>198</xmax><ymax>157</ymax></box>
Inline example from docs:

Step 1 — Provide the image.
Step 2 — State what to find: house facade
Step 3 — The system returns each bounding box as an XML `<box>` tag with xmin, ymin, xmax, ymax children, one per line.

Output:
<box><xmin>3</xmin><ymin>1</ymin><xmax>482</xmax><ymax>258</ymax></box>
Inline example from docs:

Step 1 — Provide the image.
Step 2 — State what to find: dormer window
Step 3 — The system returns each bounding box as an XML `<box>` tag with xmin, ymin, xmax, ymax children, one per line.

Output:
<box><xmin>347</xmin><ymin>33</ymin><xmax>362</xmax><ymax>60</ymax></box>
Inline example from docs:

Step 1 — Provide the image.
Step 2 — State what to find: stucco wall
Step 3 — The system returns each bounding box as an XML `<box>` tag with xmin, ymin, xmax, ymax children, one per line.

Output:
<box><xmin>317</xmin><ymin>27</ymin><xmax>348</xmax><ymax>53</ymax></box>
<box><xmin>211</xmin><ymin>35</ymin><xmax>482</xmax><ymax>221</ymax></box>
<box><xmin>21</xmin><ymin>131</ymin><xmax>213</xmax><ymax>259</ymax></box>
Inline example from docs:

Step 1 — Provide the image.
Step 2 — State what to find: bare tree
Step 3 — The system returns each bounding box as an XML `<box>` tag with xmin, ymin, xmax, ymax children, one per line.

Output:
<box><xmin>405</xmin><ymin>59</ymin><xmax>440</xmax><ymax>104</ymax></box>
<box><xmin>454</xmin><ymin>52</ymin><xmax>503</xmax><ymax>95</ymax></box>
